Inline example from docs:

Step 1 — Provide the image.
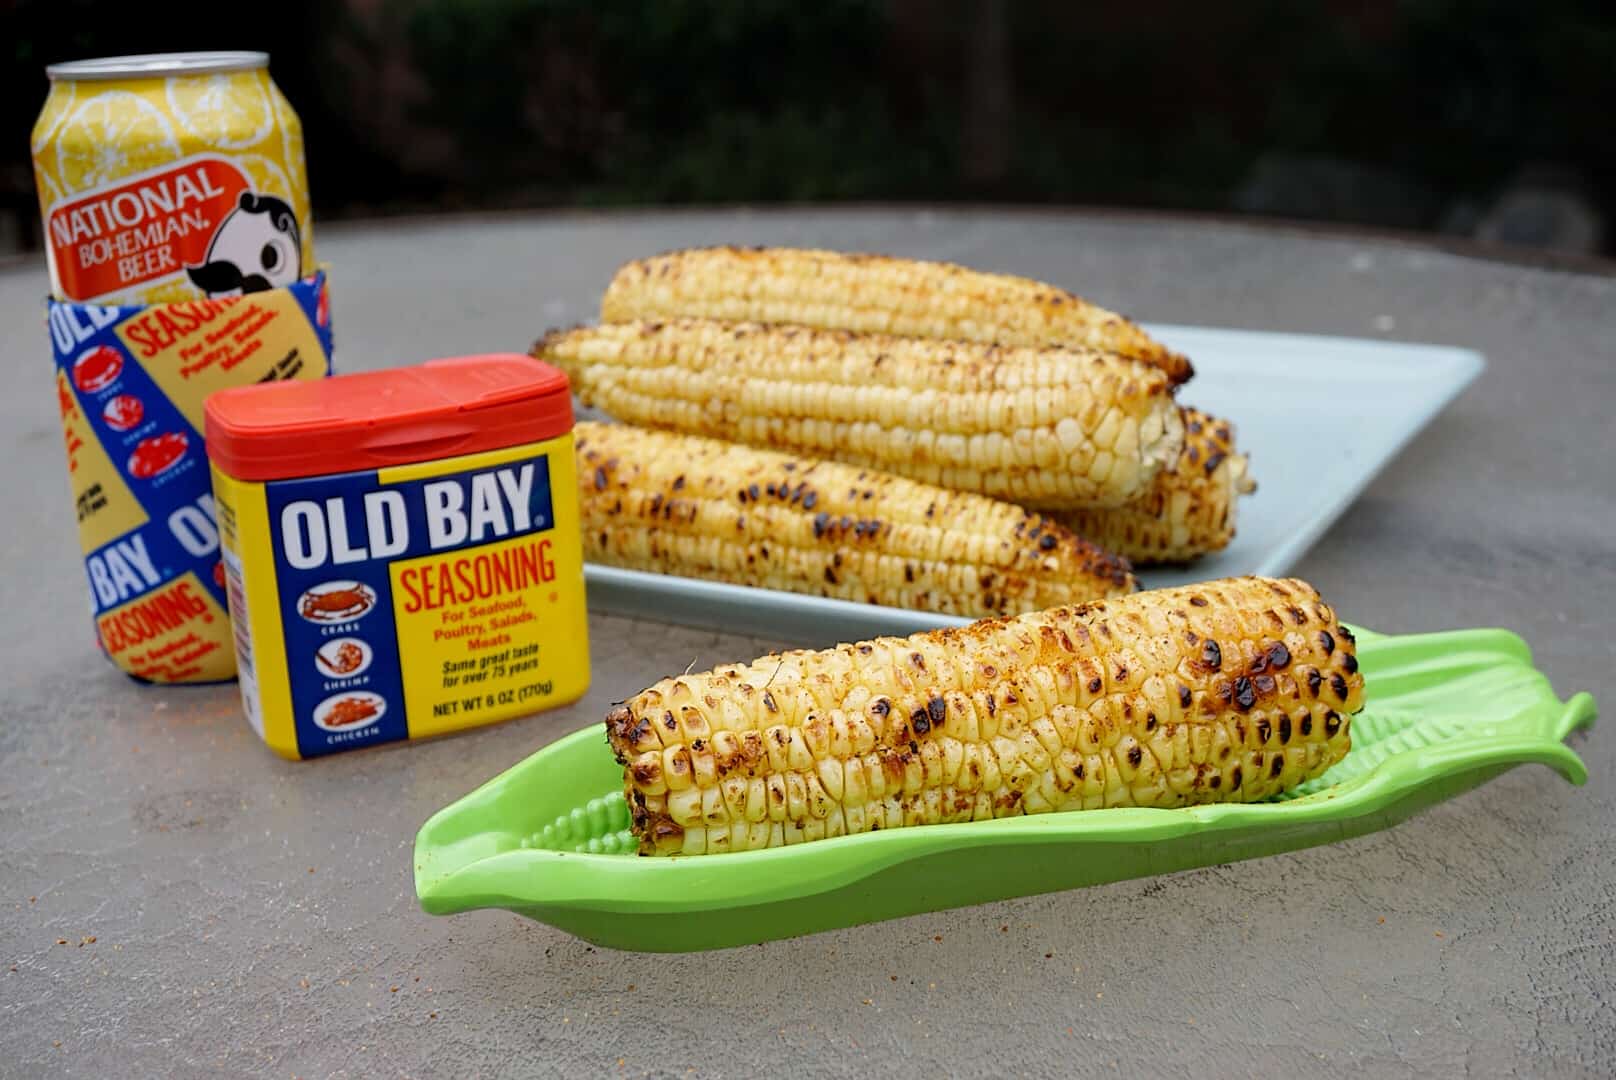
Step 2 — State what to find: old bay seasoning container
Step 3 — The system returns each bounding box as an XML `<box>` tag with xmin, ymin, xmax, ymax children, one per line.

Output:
<box><xmin>204</xmin><ymin>355</ymin><xmax>590</xmax><ymax>759</ymax></box>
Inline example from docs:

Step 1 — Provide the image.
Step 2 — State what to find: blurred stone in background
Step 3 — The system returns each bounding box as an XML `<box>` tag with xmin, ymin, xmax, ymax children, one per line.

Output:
<box><xmin>4</xmin><ymin>0</ymin><xmax>1613</xmax><ymax>257</ymax></box>
<box><xmin>1473</xmin><ymin>166</ymin><xmax>1604</xmax><ymax>254</ymax></box>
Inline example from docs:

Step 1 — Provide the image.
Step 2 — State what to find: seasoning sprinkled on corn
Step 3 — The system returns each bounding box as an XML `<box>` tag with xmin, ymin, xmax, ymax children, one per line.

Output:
<box><xmin>599</xmin><ymin>246</ymin><xmax>1193</xmax><ymax>385</ymax></box>
<box><xmin>542</xmin><ymin>319</ymin><xmax>1183</xmax><ymax>510</ymax></box>
<box><xmin>607</xmin><ymin>576</ymin><xmax>1362</xmax><ymax>855</ymax></box>
<box><xmin>576</xmin><ymin>421</ymin><xmax>1135</xmax><ymax>619</ymax></box>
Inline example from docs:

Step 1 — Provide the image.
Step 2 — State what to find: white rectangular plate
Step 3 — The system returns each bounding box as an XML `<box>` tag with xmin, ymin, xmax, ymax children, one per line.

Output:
<box><xmin>584</xmin><ymin>324</ymin><xmax>1484</xmax><ymax>645</ymax></box>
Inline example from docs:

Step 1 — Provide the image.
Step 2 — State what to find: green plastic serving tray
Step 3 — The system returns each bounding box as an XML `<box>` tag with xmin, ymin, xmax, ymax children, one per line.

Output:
<box><xmin>414</xmin><ymin>625</ymin><xmax>1595</xmax><ymax>952</ymax></box>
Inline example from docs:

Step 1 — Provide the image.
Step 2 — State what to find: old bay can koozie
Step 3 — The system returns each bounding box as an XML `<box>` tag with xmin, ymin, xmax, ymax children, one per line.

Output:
<box><xmin>49</xmin><ymin>271</ymin><xmax>333</xmax><ymax>682</ymax></box>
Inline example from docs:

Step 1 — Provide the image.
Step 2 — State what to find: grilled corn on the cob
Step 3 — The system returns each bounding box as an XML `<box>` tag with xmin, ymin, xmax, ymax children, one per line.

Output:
<box><xmin>576</xmin><ymin>422</ymin><xmax>1135</xmax><ymax>618</ymax></box>
<box><xmin>542</xmin><ymin>319</ymin><xmax>1183</xmax><ymax>510</ymax></box>
<box><xmin>600</xmin><ymin>246</ymin><xmax>1194</xmax><ymax>386</ymax></box>
<box><xmin>1052</xmin><ymin>407</ymin><xmax>1255</xmax><ymax>563</ymax></box>
<box><xmin>608</xmin><ymin>576</ymin><xmax>1362</xmax><ymax>855</ymax></box>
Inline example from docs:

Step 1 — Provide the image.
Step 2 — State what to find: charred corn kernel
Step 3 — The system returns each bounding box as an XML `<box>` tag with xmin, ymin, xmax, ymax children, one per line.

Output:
<box><xmin>539</xmin><ymin>319</ymin><xmax>1182</xmax><ymax>510</ymax></box>
<box><xmin>1052</xmin><ymin>407</ymin><xmax>1256</xmax><ymax>563</ymax></box>
<box><xmin>575</xmin><ymin>421</ymin><xmax>1134</xmax><ymax>617</ymax></box>
<box><xmin>607</xmin><ymin>576</ymin><xmax>1363</xmax><ymax>854</ymax></box>
<box><xmin>599</xmin><ymin>246</ymin><xmax>1194</xmax><ymax>386</ymax></box>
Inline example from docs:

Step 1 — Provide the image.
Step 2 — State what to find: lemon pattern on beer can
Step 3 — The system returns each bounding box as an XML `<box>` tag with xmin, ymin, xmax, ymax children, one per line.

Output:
<box><xmin>33</xmin><ymin>59</ymin><xmax>314</xmax><ymax>305</ymax></box>
<box><xmin>48</xmin><ymin>89</ymin><xmax>185</xmax><ymax>194</ymax></box>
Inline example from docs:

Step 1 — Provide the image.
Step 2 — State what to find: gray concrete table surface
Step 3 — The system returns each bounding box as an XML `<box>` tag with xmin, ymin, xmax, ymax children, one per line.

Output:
<box><xmin>1</xmin><ymin>208</ymin><xmax>1611</xmax><ymax>1079</ymax></box>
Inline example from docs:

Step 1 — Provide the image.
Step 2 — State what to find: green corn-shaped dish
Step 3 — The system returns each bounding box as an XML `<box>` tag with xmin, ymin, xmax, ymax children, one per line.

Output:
<box><xmin>413</xmin><ymin>625</ymin><xmax>1595</xmax><ymax>952</ymax></box>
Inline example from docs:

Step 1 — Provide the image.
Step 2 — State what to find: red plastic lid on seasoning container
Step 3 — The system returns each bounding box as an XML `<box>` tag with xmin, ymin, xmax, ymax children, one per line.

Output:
<box><xmin>204</xmin><ymin>355</ymin><xmax>573</xmax><ymax>481</ymax></box>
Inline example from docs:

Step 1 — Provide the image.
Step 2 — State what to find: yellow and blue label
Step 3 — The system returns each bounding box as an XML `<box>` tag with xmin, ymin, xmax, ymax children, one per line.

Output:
<box><xmin>49</xmin><ymin>272</ymin><xmax>333</xmax><ymax>682</ymax></box>
<box><xmin>211</xmin><ymin>435</ymin><xmax>590</xmax><ymax>759</ymax></box>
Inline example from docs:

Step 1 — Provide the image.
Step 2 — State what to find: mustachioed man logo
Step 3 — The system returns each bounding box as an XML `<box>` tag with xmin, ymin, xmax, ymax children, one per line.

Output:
<box><xmin>186</xmin><ymin>190</ymin><xmax>302</xmax><ymax>297</ymax></box>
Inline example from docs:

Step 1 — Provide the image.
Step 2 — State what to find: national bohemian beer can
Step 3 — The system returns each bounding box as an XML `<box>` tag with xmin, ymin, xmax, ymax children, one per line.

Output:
<box><xmin>34</xmin><ymin>52</ymin><xmax>334</xmax><ymax>683</ymax></box>
<box><xmin>32</xmin><ymin>51</ymin><xmax>316</xmax><ymax>306</ymax></box>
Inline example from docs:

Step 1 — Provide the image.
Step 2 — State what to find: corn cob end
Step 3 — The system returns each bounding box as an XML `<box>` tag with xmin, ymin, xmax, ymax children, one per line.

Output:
<box><xmin>1052</xmin><ymin>407</ymin><xmax>1253</xmax><ymax>563</ymax></box>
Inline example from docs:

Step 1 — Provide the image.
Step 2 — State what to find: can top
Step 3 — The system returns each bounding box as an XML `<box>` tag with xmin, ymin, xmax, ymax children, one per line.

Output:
<box><xmin>47</xmin><ymin>51</ymin><xmax>269</xmax><ymax>81</ymax></box>
<box><xmin>205</xmin><ymin>355</ymin><xmax>573</xmax><ymax>482</ymax></box>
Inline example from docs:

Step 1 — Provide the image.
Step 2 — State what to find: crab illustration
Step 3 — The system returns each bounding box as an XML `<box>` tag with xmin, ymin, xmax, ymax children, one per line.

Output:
<box><xmin>299</xmin><ymin>584</ymin><xmax>374</xmax><ymax>622</ymax></box>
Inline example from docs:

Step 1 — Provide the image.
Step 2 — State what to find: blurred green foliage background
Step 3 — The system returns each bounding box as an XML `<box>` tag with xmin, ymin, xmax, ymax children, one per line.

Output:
<box><xmin>5</xmin><ymin>0</ymin><xmax>1613</xmax><ymax>251</ymax></box>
